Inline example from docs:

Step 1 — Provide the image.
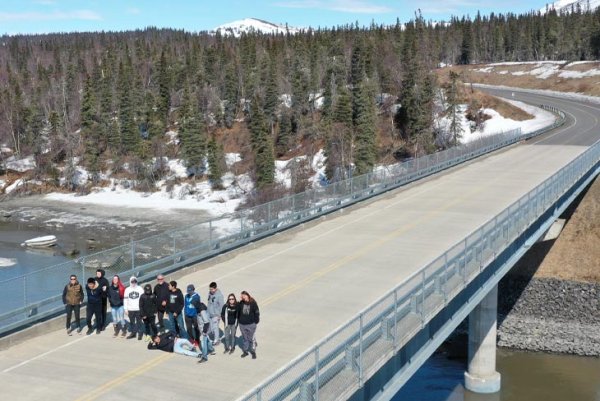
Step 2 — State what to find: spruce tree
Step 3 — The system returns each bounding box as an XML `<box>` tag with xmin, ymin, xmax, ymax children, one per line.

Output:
<box><xmin>353</xmin><ymin>81</ymin><xmax>377</xmax><ymax>175</ymax></box>
<box><xmin>248</xmin><ymin>95</ymin><xmax>275</xmax><ymax>189</ymax></box>
<box><xmin>207</xmin><ymin>136</ymin><xmax>225</xmax><ymax>189</ymax></box>
<box><xmin>157</xmin><ymin>49</ymin><xmax>171</xmax><ymax>127</ymax></box>
<box><xmin>179</xmin><ymin>88</ymin><xmax>206</xmax><ymax>175</ymax></box>
<box><xmin>80</xmin><ymin>75</ymin><xmax>101</xmax><ymax>179</ymax></box>
<box><xmin>446</xmin><ymin>71</ymin><xmax>463</xmax><ymax>146</ymax></box>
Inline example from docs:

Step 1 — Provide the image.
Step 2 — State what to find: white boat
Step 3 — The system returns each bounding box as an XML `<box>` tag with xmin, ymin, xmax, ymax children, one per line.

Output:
<box><xmin>22</xmin><ymin>235</ymin><xmax>57</xmax><ymax>248</ymax></box>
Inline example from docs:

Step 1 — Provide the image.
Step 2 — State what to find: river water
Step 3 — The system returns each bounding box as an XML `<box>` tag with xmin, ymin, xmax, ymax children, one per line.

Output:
<box><xmin>396</xmin><ymin>349</ymin><xmax>600</xmax><ymax>401</ymax></box>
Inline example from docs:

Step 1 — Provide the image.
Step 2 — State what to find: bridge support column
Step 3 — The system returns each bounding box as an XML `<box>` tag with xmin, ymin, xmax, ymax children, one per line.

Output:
<box><xmin>464</xmin><ymin>284</ymin><xmax>501</xmax><ymax>393</ymax></box>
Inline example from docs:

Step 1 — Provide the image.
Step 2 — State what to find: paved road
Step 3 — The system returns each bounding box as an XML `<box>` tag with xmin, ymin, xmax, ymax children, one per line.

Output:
<box><xmin>0</xmin><ymin>89</ymin><xmax>598</xmax><ymax>401</ymax></box>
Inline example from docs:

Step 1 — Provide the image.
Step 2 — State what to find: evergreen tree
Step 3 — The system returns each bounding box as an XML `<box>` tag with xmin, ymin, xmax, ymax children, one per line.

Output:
<box><xmin>248</xmin><ymin>95</ymin><xmax>275</xmax><ymax>189</ymax></box>
<box><xmin>157</xmin><ymin>49</ymin><xmax>171</xmax><ymax>127</ymax></box>
<box><xmin>353</xmin><ymin>81</ymin><xmax>377</xmax><ymax>175</ymax></box>
<box><xmin>207</xmin><ymin>136</ymin><xmax>225</xmax><ymax>189</ymax></box>
<box><xmin>118</xmin><ymin>62</ymin><xmax>139</xmax><ymax>154</ymax></box>
<box><xmin>446</xmin><ymin>71</ymin><xmax>463</xmax><ymax>146</ymax></box>
<box><xmin>179</xmin><ymin>87</ymin><xmax>206</xmax><ymax>175</ymax></box>
<box><xmin>80</xmin><ymin>75</ymin><xmax>101</xmax><ymax>179</ymax></box>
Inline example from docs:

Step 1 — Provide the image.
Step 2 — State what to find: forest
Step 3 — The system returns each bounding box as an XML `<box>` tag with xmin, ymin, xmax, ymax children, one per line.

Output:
<box><xmin>1</xmin><ymin>7</ymin><xmax>600</xmax><ymax>197</ymax></box>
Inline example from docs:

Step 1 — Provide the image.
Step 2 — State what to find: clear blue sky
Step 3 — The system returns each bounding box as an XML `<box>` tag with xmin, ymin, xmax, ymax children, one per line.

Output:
<box><xmin>1</xmin><ymin>0</ymin><xmax>556</xmax><ymax>35</ymax></box>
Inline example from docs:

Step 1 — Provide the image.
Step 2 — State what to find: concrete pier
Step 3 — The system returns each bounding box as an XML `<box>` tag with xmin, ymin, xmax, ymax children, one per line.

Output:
<box><xmin>464</xmin><ymin>284</ymin><xmax>501</xmax><ymax>393</ymax></box>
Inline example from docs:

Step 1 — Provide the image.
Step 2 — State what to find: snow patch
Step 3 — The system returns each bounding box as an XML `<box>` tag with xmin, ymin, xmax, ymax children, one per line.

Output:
<box><xmin>225</xmin><ymin>153</ymin><xmax>241</xmax><ymax>167</ymax></box>
<box><xmin>4</xmin><ymin>155</ymin><xmax>36</xmax><ymax>172</ymax></box>
<box><xmin>0</xmin><ymin>258</ymin><xmax>17</xmax><ymax>267</ymax></box>
<box><xmin>213</xmin><ymin>18</ymin><xmax>301</xmax><ymax>38</ymax></box>
<box><xmin>5</xmin><ymin>179</ymin><xmax>25</xmax><ymax>194</ymax></box>
<box><xmin>279</xmin><ymin>94</ymin><xmax>292</xmax><ymax>108</ymax></box>
<box><xmin>558</xmin><ymin>69</ymin><xmax>600</xmax><ymax>79</ymax></box>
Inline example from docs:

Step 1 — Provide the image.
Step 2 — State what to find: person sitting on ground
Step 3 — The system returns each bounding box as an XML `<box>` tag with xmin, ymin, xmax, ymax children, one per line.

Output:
<box><xmin>140</xmin><ymin>283</ymin><xmax>159</xmax><ymax>341</ymax></box>
<box><xmin>148</xmin><ymin>332</ymin><xmax>201</xmax><ymax>358</ymax></box>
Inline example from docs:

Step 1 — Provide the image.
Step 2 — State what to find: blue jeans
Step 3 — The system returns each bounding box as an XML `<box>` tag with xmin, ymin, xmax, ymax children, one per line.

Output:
<box><xmin>200</xmin><ymin>333</ymin><xmax>214</xmax><ymax>359</ymax></box>
<box><xmin>173</xmin><ymin>338</ymin><xmax>200</xmax><ymax>357</ymax></box>
<box><xmin>110</xmin><ymin>305</ymin><xmax>126</xmax><ymax>327</ymax></box>
<box><xmin>168</xmin><ymin>312</ymin><xmax>188</xmax><ymax>339</ymax></box>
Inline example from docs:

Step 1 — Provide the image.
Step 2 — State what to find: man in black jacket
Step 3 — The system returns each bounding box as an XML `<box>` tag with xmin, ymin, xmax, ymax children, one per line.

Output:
<box><xmin>167</xmin><ymin>281</ymin><xmax>186</xmax><ymax>339</ymax></box>
<box><xmin>153</xmin><ymin>274</ymin><xmax>170</xmax><ymax>332</ymax></box>
<box><xmin>148</xmin><ymin>332</ymin><xmax>201</xmax><ymax>358</ymax></box>
<box><xmin>95</xmin><ymin>269</ymin><xmax>110</xmax><ymax>330</ymax></box>
<box><xmin>140</xmin><ymin>284</ymin><xmax>158</xmax><ymax>339</ymax></box>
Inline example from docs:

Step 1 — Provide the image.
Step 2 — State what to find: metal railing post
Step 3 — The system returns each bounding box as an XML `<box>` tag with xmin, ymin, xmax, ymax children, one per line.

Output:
<box><xmin>172</xmin><ymin>235</ymin><xmax>176</xmax><ymax>265</ymax></box>
<box><xmin>131</xmin><ymin>240</ymin><xmax>135</xmax><ymax>270</ymax></box>
<box><xmin>358</xmin><ymin>314</ymin><xmax>364</xmax><ymax>387</ymax></box>
<box><xmin>314</xmin><ymin>347</ymin><xmax>320</xmax><ymax>401</ymax></box>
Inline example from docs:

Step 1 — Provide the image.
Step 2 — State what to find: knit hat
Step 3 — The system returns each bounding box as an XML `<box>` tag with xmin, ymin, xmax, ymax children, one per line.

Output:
<box><xmin>186</xmin><ymin>284</ymin><xmax>195</xmax><ymax>293</ymax></box>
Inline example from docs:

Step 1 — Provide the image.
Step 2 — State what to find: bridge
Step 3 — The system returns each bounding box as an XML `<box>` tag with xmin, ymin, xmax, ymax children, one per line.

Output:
<box><xmin>0</xmin><ymin>88</ymin><xmax>598</xmax><ymax>401</ymax></box>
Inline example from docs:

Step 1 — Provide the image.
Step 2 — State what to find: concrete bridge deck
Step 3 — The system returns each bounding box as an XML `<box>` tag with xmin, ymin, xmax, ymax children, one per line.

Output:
<box><xmin>0</xmin><ymin>89</ymin><xmax>598</xmax><ymax>401</ymax></box>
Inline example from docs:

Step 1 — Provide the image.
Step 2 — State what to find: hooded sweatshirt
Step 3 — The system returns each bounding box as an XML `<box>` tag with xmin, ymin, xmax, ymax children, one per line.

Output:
<box><xmin>124</xmin><ymin>277</ymin><xmax>143</xmax><ymax>312</ymax></box>
<box><xmin>167</xmin><ymin>288</ymin><xmax>184</xmax><ymax>314</ymax></box>
<box><xmin>140</xmin><ymin>284</ymin><xmax>158</xmax><ymax>317</ymax></box>
<box><xmin>107</xmin><ymin>278</ymin><xmax>125</xmax><ymax>308</ymax></box>
<box><xmin>85</xmin><ymin>280</ymin><xmax>104</xmax><ymax>305</ymax></box>
<box><xmin>147</xmin><ymin>332</ymin><xmax>175</xmax><ymax>353</ymax></box>
<box><xmin>207</xmin><ymin>288</ymin><xmax>225</xmax><ymax>317</ymax></box>
<box><xmin>96</xmin><ymin>269</ymin><xmax>110</xmax><ymax>299</ymax></box>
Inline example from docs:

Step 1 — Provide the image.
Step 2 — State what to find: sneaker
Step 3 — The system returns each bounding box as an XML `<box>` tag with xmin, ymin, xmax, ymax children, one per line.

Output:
<box><xmin>113</xmin><ymin>326</ymin><xmax>119</xmax><ymax>337</ymax></box>
<box><xmin>197</xmin><ymin>358</ymin><xmax>208</xmax><ymax>364</ymax></box>
<box><xmin>223</xmin><ymin>347</ymin><xmax>229</xmax><ymax>354</ymax></box>
<box><xmin>67</xmin><ymin>328</ymin><xmax>73</xmax><ymax>336</ymax></box>
<box><xmin>241</xmin><ymin>352</ymin><xmax>249</xmax><ymax>358</ymax></box>
<box><xmin>96</xmin><ymin>329</ymin><xmax>101</xmax><ymax>335</ymax></box>
<box><xmin>210</xmin><ymin>349</ymin><xmax>216</xmax><ymax>356</ymax></box>
<box><xmin>121</xmin><ymin>328</ymin><xmax>127</xmax><ymax>337</ymax></box>
<box><xmin>251</xmin><ymin>351</ymin><xmax>256</xmax><ymax>360</ymax></box>
<box><xmin>137</xmin><ymin>334</ymin><xmax>143</xmax><ymax>341</ymax></box>
<box><xmin>229</xmin><ymin>348</ymin><xmax>235</xmax><ymax>355</ymax></box>
<box><xmin>86</xmin><ymin>328</ymin><xmax>94</xmax><ymax>336</ymax></box>
<box><xmin>126</xmin><ymin>333</ymin><xmax>136</xmax><ymax>339</ymax></box>
<box><xmin>77</xmin><ymin>327</ymin><xmax>83</xmax><ymax>334</ymax></box>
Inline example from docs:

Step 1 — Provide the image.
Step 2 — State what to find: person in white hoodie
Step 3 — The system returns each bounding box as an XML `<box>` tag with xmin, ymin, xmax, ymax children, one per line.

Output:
<box><xmin>124</xmin><ymin>276</ymin><xmax>144</xmax><ymax>340</ymax></box>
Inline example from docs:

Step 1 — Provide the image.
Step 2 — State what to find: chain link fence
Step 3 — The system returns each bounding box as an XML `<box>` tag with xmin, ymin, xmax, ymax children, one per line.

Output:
<box><xmin>0</xmin><ymin>106</ymin><xmax>564</xmax><ymax>336</ymax></box>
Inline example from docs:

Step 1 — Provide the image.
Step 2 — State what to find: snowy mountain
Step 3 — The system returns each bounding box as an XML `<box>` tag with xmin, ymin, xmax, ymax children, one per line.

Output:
<box><xmin>212</xmin><ymin>18</ymin><xmax>301</xmax><ymax>37</ymax></box>
<box><xmin>540</xmin><ymin>0</ymin><xmax>600</xmax><ymax>13</ymax></box>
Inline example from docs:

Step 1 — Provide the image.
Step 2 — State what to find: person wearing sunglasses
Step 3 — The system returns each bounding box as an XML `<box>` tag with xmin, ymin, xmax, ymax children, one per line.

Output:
<box><xmin>221</xmin><ymin>293</ymin><xmax>239</xmax><ymax>354</ymax></box>
<box><xmin>62</xmin><ymin>274</ymin><xmax>84</xmax><ymax>335</ymax></box>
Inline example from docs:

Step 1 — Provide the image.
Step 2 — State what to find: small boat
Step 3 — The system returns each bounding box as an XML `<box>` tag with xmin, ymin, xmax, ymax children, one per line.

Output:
<box><xmin>22</xmin><ymin>235</ymin><xmax>57</xmax><ymax>248</ymax></box>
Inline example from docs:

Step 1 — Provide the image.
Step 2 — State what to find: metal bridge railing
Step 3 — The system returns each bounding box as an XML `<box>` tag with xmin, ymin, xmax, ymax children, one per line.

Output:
<box><xmin>237</xmin><ymin>123</ymin><xmax>599</xmax><ymax>401</ymax></box>
<box><xmin>0</xmin><ymin>106</ymin><xmax>564</xmax><ymax>336</ymax></box>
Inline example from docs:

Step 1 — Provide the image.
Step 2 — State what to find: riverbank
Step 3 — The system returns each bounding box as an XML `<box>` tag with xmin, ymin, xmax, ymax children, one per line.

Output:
<box><xmin>496</xmin><ymin>176</ymin><xmax>600</xmax><ymax>356</ymax></box>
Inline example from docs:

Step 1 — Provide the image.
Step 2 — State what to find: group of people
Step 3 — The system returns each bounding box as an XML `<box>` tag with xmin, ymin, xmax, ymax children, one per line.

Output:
<box><xmin>62</xmin><ymin>270</ymin><xmax>260</xmax><ymax>362</ymax></box>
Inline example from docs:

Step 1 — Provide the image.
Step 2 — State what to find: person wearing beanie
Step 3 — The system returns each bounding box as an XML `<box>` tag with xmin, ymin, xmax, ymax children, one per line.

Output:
<box><xmin>85</xmin><ymin>277</ymin><xmax>105</xmax><ymax>335</ymax></box>
<box><xmin>207</xmin><ymin>281</ymin><xmax>225</xmax><ymax>346</ymax></box>
<box><xmin>62</xmin><ymin>274</ymin><xmax>84</xmax><ymax>335</ymax></box>
<box><xmin>124</xmin><ymin>276</ymin><xmax>144</xmax><ymax>340</ymax></box>
<box><xmin>95</xmin><ymin>269</ymin><xmax>110</xmax><ymax>330</ymax></box>
<box><xmin>140</xmin><ymin>283</ymin><xmax>158</xmax><ymax>341</ymax></box>
<box><xmin>184</xmin><ymin>284</ymin><xmax>201</xmax><ymax>346</ymax></box>
<box><xmin>107</xmin><ymin>275</ymin><xmax>127</xmax><ymax>338</ymax></box>
<box><xmin>167</xmin><ymin>281</ymin><xmax>186</xmax><ymax>339</ymax></box>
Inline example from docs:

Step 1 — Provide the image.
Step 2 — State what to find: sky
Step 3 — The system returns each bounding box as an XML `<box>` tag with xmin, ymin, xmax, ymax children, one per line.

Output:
<box><xmin>0</xmin><ymin>0</ymin><xmax>559</xmax><ymax>36</ymax></box>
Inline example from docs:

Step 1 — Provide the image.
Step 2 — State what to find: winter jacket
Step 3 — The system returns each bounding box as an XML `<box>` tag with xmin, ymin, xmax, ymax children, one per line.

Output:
<box><xmin>153</xmin><ymin>282</ymin><xmax>170</xmax><ymax>312</ymax></box>
<box><xmin>63</xmin><ymin>281</ymin><xmax>84</xmax><ymax>305</ymax></box>
<box><xmin>167</xmin><ymin>289</ymin><xmax>184</xmax><ymax>314</ymax></box>
<box><xmin>107</xmin><ymin>284</ymin><xmax>124</xmax><ymax>308</ymax></box>
<box><xmin>184</xmin><ymin>292</ymin><xmax>201</xmax><ymax>318</ymax></box>
<box><xmin>124</xmin><ymin>278</ymin><xmax>143</xmax><ymax>312</ymax></box>
<box><xmin>85</xmin><ymin>281</ymin><xmax>104</xmax><ymax>305</ymax></box>
<box><xmin>147</xmin><ymin>332</ymin><xmax>175</xmax><ymax>353</ymax></box>
<box><xmin>221</xmin><ymin>303</ymin><xmax>239</xmax><ymax>326</ymax></box>
<box><xmin>207</xmin><ymin>289</ymin><xmax>225</xmax><ymax>317</ymax></box>
<box><xmin>140</xmin><ymin>293</ymin><xmax>158</xmax><ymax>317</ymax></box>
<box><xmin>238</xmin><ymin>300</ymin><xmax>260</xmax><ymax>325</ymax></box>
<box><xmin>96</xmin><ymin>269</ymin><xmax>110</xmax><ymax>299</ymax></box>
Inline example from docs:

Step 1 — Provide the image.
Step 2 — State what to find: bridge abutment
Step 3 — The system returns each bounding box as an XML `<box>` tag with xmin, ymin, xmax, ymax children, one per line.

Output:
<box><xmin>464</xmin><ymin>284</ymin><xmax>501</xmax><ymax>393</ymax></box>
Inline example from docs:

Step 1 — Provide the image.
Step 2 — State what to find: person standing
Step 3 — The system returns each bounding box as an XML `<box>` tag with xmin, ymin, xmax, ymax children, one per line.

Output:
<box><xmin>197</xmin><ymin>300</ymin><xmax>215</xmax><ymax>363</ymax></box>
<box><xmin>153</xmin><ymin>274</ymin><xmax>170</xmax><ymax>332</ymax></box>
<box><xmin>140</xmin><ymin>284</ymin><xmax>158</xmax><ymax>341</ymax></box>
<box><xmin>147</xmin><ymin>332</ymin><xmax>201</xmax><ymax>358</ymax></box>
<box><xmin>107</xmin><ymin>275</ymin><xmax>127</xmax><ymax>337</ymax></box>
<box><xmin>221</xmin><ymin>293</ymin><xmax>239</xmax><ymax>354</ymax></box>
<box><xmin>85</xmin><ymin>277</ymin><xmax>104</xmax><ymax>335</ymax></box>
<box><xmin>62</xmin><ymin>274</ymin><xmax>84</xmax><ymax>335</ymax></box>
<box><xmin>124</xmin><ymin>276</ymin><xmax>144</xmax><ymax>340</ymax></box>
<box><xmin>207</xmin><ymin>281</ymin><xmax>224</xmax><ymax>346</ymax></box>
<box><xmin>184</xmin><ymin>284</ymin><xmax>201</xmax><ymax>346</ymax></box>
<box><xmin>167</xmin><ymin>281</ymin><xmax>186</xmax><ymax>339</ymax></box>
<box><xmin>95</xmin><ymin>269</ymin><xmax>110</xmax><ymax>330</ymax></box>
<box><xmin>238</xmin><ymin>290</ymin><xmax>260</xmax><ymax>359</ymax></box>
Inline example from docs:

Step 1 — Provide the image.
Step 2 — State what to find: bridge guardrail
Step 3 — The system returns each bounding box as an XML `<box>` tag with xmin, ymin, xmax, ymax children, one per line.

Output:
<box><xmin>237</xmin><ymin>122</ymin><xmax>599</xmax><ymax>401</ymax></box>
<box><xmin>0</xmin><ymin>106</ymin><xmax>564</xmax><ymax>336</ymax></box>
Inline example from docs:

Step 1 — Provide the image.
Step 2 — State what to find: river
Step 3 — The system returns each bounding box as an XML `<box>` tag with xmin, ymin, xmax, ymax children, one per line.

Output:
<box><xmin>396</xmin><ymin>349</ymin><xmax>600</xmax><ymax>401</ymax></box>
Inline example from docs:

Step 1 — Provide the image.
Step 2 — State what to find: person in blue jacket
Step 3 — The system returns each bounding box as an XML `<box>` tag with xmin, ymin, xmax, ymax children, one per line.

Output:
<box><xmin>184</xmin><ymin>284</ymin><xmax>201</xmax><ymax>346</ymax></box>
<box><xmin>85</xmin><ymin>277</ymin><xmax>105</xmax><ymax>335</ymax></box>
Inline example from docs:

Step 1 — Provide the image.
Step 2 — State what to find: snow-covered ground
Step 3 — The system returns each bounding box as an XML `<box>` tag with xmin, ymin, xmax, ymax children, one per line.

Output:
<box><xmin>438</xmin><ymin>99</ymin><xmax>555</xmax><ymax>144</ymax></box>
<box><xmin>212</xmin><ymin>18</ymin><xmax>301</xmax><ymax>37</ymax></box>
<box><xmin>475</xmin><ymin>61</ymin><xmax>600</xmax><ymax>80</ymax></box>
